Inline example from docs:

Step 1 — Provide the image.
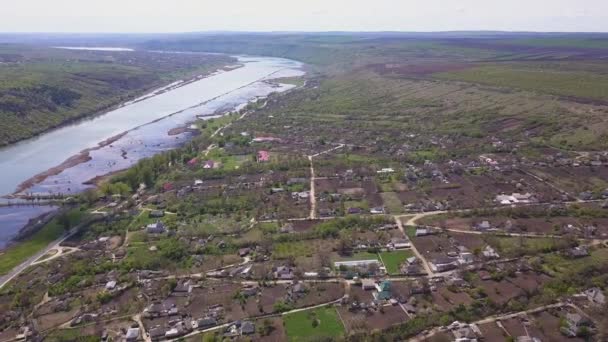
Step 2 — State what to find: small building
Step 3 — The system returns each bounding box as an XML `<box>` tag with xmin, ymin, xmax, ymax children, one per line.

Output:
<box><xmin>105</xmin><ymin>280</ymin><xmax>117</xmax><ymax>291</ymax></box>
<box><xmin>203</xmin><ymin>160</ymin><xmax>215</xmax><ymax>169</ymax></box>
<box><xmin>388</xmin><ymin>238</ymin><xmax>411</xmax><ymax>249</ymax></box>
<box><xmin>257</xmin><ymin>150</ymin><xmax>270</xmax><ymax>162</ymax></box>
<box><xmin>173</xmin><ymin>281</ymin><xmax>193</xmax><ymax>295</ymax></box>
<box><xmin>482</xmin><ymin>245</ymin><xmax>500</xmax><ymax>259</ymax></box>
<box><xmin>274</xmin><ymin>266</ymin><xmax>295</xmax><ymax>280</ymax></box>
<box><xmin>125</xmin><ymin>328</ymin><xmax>140</xmax><ymax>342</ymax></box>
<box><xmin>196</xmin><ymin>317</ymin><xmax>217</xmax><ymax>330</ymax></box>
<box><xmin>458</xmin><ymin>252</ymin><xmax>475</xmax><ymax>265</ymax></box>
<box><xmin>149</xmin><ymin>210</ymin><xmax>165</xmax><ymax>218</ymax></box>
<box><xmin>334</xmin><ymin>259</ymin><xmax>381</xmax><ymax>269</ymax></box>
<box><xmin>585</xmin><ymin>287</ymin><xmax>606</xmax><ymax>306</ymax></box>
<box><xmin>567</xmin><ymin>246</ymin><xmax>590</xmax><ymax>258</ymax></box>
<box><xmin>146</xmin><ymin>221</ymin><xmax>166</xmax><ymax>234</ymax></box>
<box><xmin>562</xmin><ymin>313</ymin><xmax>592</xmax><ymax>337</ymax></box>
<box><xmin>361</xmin><ymin>278</ymin><xmax>376</xmax><ymax>291</ymax></box>
<box><xmin>430</xmin><ymin>257</ymin><xmax>458</xmax><ymax>272</ymax></box>
<box><xmin>238</xmin><ymin>248</ymin><xmax>251</xmax><ymax>257</ymax></box>
<box><xmin>370</xmin><ymin>207</ymin><xmax>385</xmax><ymax>215</ymax></box>
<box><xmin>474</xmin><ymin>221</ymin><xmax>491</xmax><ymax>231</ymax></box>
<box><xmin>240</xmin><ymin>321</ymin><xmax>255</xmax><ymax>335</ymax></box>
<box><xmin>373</xmin><ymin>280</ymin><xmax>392</xmax><ymax>300</ymax></box>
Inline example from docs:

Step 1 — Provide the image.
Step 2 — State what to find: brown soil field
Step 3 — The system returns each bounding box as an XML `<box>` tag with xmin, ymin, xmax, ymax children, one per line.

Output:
<box><xmin>337</xmin><ymin>304</ymin><xmax>409</xmax><ymax>333</ymax></box>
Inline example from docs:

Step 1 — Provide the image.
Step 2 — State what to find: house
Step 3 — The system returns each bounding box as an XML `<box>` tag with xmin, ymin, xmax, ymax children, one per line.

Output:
<box><xmin>388</xmin><ymin>238</ymin><xmax>411</xmax><ymax>249</ymax></box>
<box><xmin>458</xmin><ymin>252</ymin><xmax>475</xmax><ymax>265</ymax></box>
<box><xmin>370</xmin><ymin>207</ymin><xmax>385</xmax><ymax>215</ymax></box>
<box><xmin>274</xmin><ymin>266</ymin><xmax>295</xmax><ymax>280</ymax></box>
<box><xmin>238</xmin><ymin>248</ymin><xmax>251</xmax><ymax>257</ymax></box>
<box><xmin>452</xmin><ymin>323</ymin><xmax>481</xmax><ymax>342</ymax></box>
<box><xmin>361</xmin><ymin>278</ymin><xmax>376</xmax><ymax>290</ymax></box>
<box><xmin>149</xmin><ymin>210</ymin><xmax>165</xmax><ymax>218</ymax></box>
<box><xmin>561</xmin><ymin>313</ymin><xmax>592</xmax><ymax>337</ymax></box>
<box><xmin>125</xmin><ymin>328</ymin><xmax>139</xmax><ymax>342</ymax></box>
<box><xmin>173</xmin><ymin>281</ymin><xmax>193</xmax><ymax>295</ymax></box>
<box><xmin>241</xmin><ymin>284</ymin><xmax>259</xmax><ymax>297</ymax></box>
<box><xmin>148</xmin><ymin>326</ymin><xmax>166</xmax><ymax>341</ymax></box>
<box><xmin>105</xmin><ymin>280</ymin><xmax>117</xmax><ymax>291</ymax></box>
<box><xmin>240</xmin><ymin>321</ymin><xmax>255</xmax><ymax>335</ymax></box>
<box><xmin>257</xmin><ymin>150</ymin><xmax>270</xmax><ymax>162</ymax></box>
<box><xmin>585</xmin><ymin>287</ymin><xmax>606</xmax><ymax>306</ymax></box>
<box><xmin>334</xmin><ymin>259</ymin><xmax>381</xmax><ymax>269</ymax></box>
<box><xmin>196</xmin><ymin>317</ymin><xmax>217</xmax><ymax>330</ymax></box>
<box><xmin>146</xmin><ymin>221</ymin><xmax>166</xmax><ymax>234</ymax></box>
<box><xmin>482</xmin><ymin>246</ymin><xmax>499</xmax><ymax>259</ymax></box>
<box><xmin>415</xmin><ymin>228</ymin><xmax>434</xmax><ymax>237</ymax></box>
<box><xmin>516</xmin><ymin>337</ymin><xmax>541</xmax><ymax>342</ymax></box>
<box><xmin>162</xmin><ymin>182</ymin><xmax>174</xmax><ymax>192</ymax></box>
<box><xmin>567</xmin><ymin>246</ymin><xmax>590</xmax><ymax>258</ymax></box>
<box><xmin>377</xmin><ymin>168</ymin><xmax>395</xmax><ymax>174</ymax></box>
<box><xmin>373</xmin><ymin>280</ymin><xmax>392</xmax><ymax>300</ymax></box>
<box><xmin>187</xmin><ymin>158</ymin><xmax>199</xmax><ymax>167</ymax></box>
<box><xmin>252</xmin><ymin>136</ymin><xmax>282</xmax><ymax>143</ymax></box>
<box><xmin>347</xmin><ymin>207</ymin><xmax>363</xmax><ymax>214</ymax></box>
<box><xmin>279</xmin><ymin>224</ymin><xmax>294</xmax><ymax>234</ymax></box>
<box><xmin>430</xmin><ymin>257</ymin><xmax>458</xmax><ymax>272</ymax></box>
<box><xmin>478</xmin><ymin>270</ymin><xmax>492</xmax><ymax>281</ymax></box>
<box><xmin>474</xmin><ymin>221</ymin><xmax>491</xmax><ymax>231</ymax></box>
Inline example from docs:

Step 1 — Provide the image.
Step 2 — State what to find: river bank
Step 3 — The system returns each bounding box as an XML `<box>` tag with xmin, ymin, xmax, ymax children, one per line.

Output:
<box><xmin>0</xmin><ymin>55</ymin><xmax>304</xmax><ymax>249</ymax></box>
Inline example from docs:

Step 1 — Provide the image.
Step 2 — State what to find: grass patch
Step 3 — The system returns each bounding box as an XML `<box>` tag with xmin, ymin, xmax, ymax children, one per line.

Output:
<box><xmin>436</xmin><ymin>63</ymin><xmax>608</xmax><ymax>101</ymax></box>
<box><xmin>273</xmin><ymin>241</ymin><xmax>314</xmax><ymax>259</ymax></box>
<box><xmin>0</xmin><ymin>209</ymin><xmax>83</xmax><ymax>275</ymax></box>
<box><xmin>335</xmin><ymin>252</ymin><xmax>379</xmax><ymax>262</ymax></box>
<box><xmin>283</xmin><ymin>306</ymin><xmax>345</xmax><ymax>341</ymax></box>
<box><xmin>380</xmin><ymin>192</ymin><xmax>404</xmax><ymax>214</ymax></box>
<box><xmin>379</xmin><ymin>250</ymin><xmax>414</xmax><ymax>275</ymax></box>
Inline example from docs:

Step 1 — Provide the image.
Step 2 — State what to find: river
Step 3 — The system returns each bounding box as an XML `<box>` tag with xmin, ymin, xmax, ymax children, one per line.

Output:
<box><xmin>0</xmin><ymin>54</ymin><xmax>304</xmax><ymax>248</ymax></box>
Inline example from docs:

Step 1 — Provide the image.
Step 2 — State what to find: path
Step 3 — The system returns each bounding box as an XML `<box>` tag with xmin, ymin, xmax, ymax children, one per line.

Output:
<box><xmin>0</xmin><ymin>228</ymin><xmax>77</xmax><ymax>289</ymax></box>
<box><xmin>394</xmin><ymin>216</ymin><xmax>434</xmax><ymax>276</ymax></box>
<box><xmin>307</xmin><ymin>144</ymin><xmax>345</xmax><ymax>219</ymax></box>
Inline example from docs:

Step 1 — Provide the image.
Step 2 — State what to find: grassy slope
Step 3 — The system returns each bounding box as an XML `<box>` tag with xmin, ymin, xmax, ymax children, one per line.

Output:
<box><xmin>0</xmin><ymin>209</ymin><xmax>83</xmax><ymax>275</ymax></box>
<box><xmin>0</xmin><ymin>45</ymin><xmax>232</xmax><ymax>146</ymax></box>
<box><xmin>283</xmin><ymin>307</ymin><xmax>345</xmax><ymax>341</ymax></box>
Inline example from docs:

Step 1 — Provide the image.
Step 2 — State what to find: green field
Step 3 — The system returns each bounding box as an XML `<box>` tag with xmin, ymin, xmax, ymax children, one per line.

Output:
<box><xmin>335</xmin><ymin>252</ymin><xmax>380</xmax><ymax>262</ymax></box>
<box><xmin>283</xmin><ymin>307</ymin><xmax>345</xmax><ymax>341</ymax></box>
<box><xmin>379</xmin><ymin>192</ymin><xmax>404</xmax><ymax>214</ymax></box>
<box><xmin>273</xmin><ymin>241</ymin><xmax>314</xmax><ymax>259</ymax></box>
<box><xmin>0</xmin><ymin>209</ymin><xmax>83</xmax><ymax>275</ymax></box>
<box><xmin>435</xmin><ymin>63</ymin><xmax>608</xmax><ymax>101</ymax></box>
<box><xmin>379</xmin><ymin>250</ymin><xmax>414</xmax><ymax>275</ymax></box>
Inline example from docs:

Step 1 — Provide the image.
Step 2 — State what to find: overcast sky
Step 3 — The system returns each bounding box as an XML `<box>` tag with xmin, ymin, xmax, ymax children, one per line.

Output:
<box><xmin>2</xmin><ymin>0</ymin><xmax>608</xmax><ymax>33</ymax></box>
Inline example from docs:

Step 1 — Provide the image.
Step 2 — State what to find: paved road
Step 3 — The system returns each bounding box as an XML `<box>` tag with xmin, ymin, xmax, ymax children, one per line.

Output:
<box><xmin>0</xmin><ymin>230</ymin><xmax>74</xmax><ymax>289</ymax></box>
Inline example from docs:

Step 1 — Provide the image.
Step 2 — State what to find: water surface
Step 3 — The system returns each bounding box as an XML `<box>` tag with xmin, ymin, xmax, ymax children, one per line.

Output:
<box><xmin>0</xmin><ymin>55</ymin><xmax>303</xmax><ymax>247</ymax></box>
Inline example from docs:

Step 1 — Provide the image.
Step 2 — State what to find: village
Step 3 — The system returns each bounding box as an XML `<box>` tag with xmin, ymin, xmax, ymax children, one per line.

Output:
<box><xmin>4</xmin><ymin>56</ymin><xmax>608</xmax><ymax>342</ymax></box>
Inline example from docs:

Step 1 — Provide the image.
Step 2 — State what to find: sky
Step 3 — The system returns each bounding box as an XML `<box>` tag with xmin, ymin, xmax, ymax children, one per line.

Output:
<box><xmin>1</xmin><ymin>0</ymin><xmax>608</xmax><ymax>33</ymax></box>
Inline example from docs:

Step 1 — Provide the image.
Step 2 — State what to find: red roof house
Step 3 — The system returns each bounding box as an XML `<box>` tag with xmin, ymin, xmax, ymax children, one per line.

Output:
<box><xmin>257</xmin><ymin>150</ymin><xmax>270</xmax><ymax>162</ymax></box>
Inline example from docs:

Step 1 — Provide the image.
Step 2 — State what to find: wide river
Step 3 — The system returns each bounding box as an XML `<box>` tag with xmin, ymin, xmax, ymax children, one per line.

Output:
<box><xmin>0</xmin><ymin>54</ymin><xmax>303</xmax><ymax>248</ymax></box>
